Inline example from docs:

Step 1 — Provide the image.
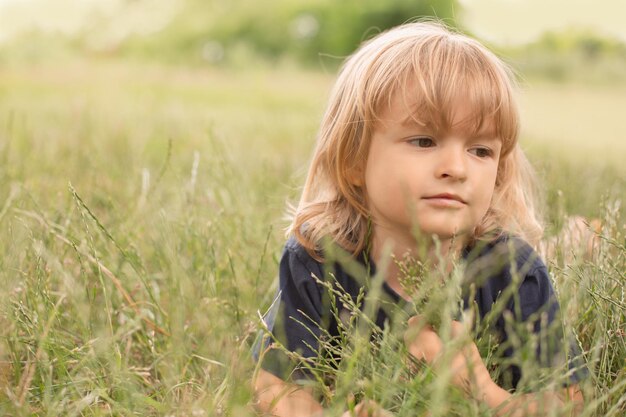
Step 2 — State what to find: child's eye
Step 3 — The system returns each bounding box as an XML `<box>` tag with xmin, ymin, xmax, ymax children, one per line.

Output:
<box><xmin>409</xmin><ymin>137</ymin><xmax>435</xmax><ymax>148</ymax></box>
<box><xmin>469</xmin><ymin>147</ymin><xmax>493</xmax><ymax>158</ymax></box>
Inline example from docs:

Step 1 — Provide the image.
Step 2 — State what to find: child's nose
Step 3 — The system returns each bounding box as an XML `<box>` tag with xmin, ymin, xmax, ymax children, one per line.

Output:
<box><xmin>435</xmin><ymin>146</ymin><xmax>468</xmax><ymax>180</ymax></box>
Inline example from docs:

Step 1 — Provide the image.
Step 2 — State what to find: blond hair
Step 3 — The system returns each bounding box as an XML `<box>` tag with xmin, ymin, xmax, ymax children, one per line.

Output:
<box><xmin>289</xmin><ymin>21</ymin><xmax>543</xmax><ymax>258</ymax></box>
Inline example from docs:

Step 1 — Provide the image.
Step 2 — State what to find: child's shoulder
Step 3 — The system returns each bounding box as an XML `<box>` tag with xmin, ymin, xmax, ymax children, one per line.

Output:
<box><xmin>284</xmin><ymin>235</ymin><xmax>319</xmax><ymax>264</ymax></box>
<box><xmin>464</xmin><ymin>232</ymin><xmax>550</xmax><ymax>289</ymax></box>
<box><xmin>467</xmin><ymin>232</ymin><xmax>545</xmax><ymax>269</ymax></box>
<box><xmin>465</xmin><ymin>233</ymin><xmax>559</xmax><ymax>322</ymax></box>
<box><xmin>280</xmin><ymin>235</ymin><xmax>325</xmax><ymax>285</ymax></box>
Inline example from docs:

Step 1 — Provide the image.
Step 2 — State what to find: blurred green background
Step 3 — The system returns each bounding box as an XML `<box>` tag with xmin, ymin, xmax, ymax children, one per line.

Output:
<box><xmin>2</xmin><ymin>0</ymin><xmax>626</xmax><ymax>76</ymax></box>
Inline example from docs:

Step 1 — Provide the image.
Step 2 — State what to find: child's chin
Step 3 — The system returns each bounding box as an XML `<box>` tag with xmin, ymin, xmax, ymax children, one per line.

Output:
<box><xmin>417</xmin><ymin>224</ymin><xmax>471</xmax><ymax>243</ymax></box>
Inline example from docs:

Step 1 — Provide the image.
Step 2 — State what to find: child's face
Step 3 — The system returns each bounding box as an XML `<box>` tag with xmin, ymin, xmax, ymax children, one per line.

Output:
<box><xmin>363</xmin><ymin>90</ymin><xmax>502</xmax><ymax>248</ymax></box>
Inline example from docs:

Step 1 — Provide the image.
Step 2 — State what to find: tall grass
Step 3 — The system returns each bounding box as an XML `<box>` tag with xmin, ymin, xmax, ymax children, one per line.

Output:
<box><xmin>0</xmin><ymin>59</ymin><xmax>624</xmax><ymax>415</ymax></box>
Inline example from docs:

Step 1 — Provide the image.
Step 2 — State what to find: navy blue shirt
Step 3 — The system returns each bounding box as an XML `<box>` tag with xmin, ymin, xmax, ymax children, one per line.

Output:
<box><xmin>255</xmin><ymin>233</ymin><xmax>587</xmax><ymax>390</ymax></box>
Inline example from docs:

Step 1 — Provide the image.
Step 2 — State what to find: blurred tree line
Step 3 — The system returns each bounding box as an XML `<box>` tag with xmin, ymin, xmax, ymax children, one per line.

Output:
<box><xmin>121</xmin><ymin>0</ymin><xmax>459</xmax><ymax>66</ymax></box>
<box><xmin>1</xmin><ymin>0</ymin><xmax>625</xmax><ymax>83</ymax></box>
<box><xmin>120</xmin><ymin>0</ymin><xmax>626</xmax><ymax>82</ymax></box>
<box><xmin>505</xmin><ymin>29</ymin><xmax>626</xmax><ymax>83</ymax></box>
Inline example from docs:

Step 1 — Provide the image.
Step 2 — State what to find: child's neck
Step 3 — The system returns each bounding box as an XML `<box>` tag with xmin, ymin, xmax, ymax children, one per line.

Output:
<box><xmin>370</xmin><ymin>233</ymin><xmax>465</xmax><ymax>301</ymax></box>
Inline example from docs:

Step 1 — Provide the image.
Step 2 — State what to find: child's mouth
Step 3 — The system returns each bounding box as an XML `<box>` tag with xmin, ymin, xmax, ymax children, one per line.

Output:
<box><xmin>422</xmin><ymin>193</ymin><xmax>467</xmax><ymax>207</ymax></box>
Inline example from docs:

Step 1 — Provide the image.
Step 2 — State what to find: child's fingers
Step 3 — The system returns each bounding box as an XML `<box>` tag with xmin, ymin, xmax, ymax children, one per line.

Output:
<box><xmin>404</xmin><ymin>315</ymin><xmax>443</xmax><ymax>362</ymax></box>
<box><xmin>351</xmin><ymin>400</ymin><xmax>394</xmax><ymax>417</ymax></box>
<box><xmin>407</xmin><ymin>314</ymin><xmax>427</xmax><ymax>328</ymax></box>
<box><xmin>404</xmin><ymin>315</ymin><xmax>428</xmax><ymax>346</ymax></box>
<box><xmin>450</xmin><ymin>320</ymin><xmax>482</xmax><ymax>362</ymax></box>
<box><xmin>450</xmin><ymin>320</ymin><xmax>470</xmax><ymax>339</ymax></box>
<box><xmin>405</xmin><ymin>315</ymin><xmax>428</xmax><ymax>345</ymax></box>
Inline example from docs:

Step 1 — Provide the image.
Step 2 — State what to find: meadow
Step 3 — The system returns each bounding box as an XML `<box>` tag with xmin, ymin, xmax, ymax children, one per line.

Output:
<box><xmin>0</xmin><ymin>59</ymin><xmax>624</xmax><ymax>416</ymax></box>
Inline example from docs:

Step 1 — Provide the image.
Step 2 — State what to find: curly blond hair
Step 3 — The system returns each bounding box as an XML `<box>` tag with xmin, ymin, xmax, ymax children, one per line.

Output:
<box><xmin>288</xmin><ymin>21</ymin><xmax>543</xmax><ymax>258</ymax></box>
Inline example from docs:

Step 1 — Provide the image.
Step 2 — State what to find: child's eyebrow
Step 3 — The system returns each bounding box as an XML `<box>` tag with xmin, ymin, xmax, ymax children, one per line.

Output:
<box><xmin>471</xmin><ymin>129</ymin><xmax>499</xmax><ymax>139</ymax></box>
<box><xmin>396</xmin><ymin>109</ymin><xmax>500</xmax><ymax>139</ymax></box>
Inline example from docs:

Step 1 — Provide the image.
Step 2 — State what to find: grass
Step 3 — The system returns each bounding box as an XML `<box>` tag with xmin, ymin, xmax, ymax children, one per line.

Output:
<box><xmin>0</xmin><ymin>58</ymin><xmax>624</xmax><ymax>416</ymax></box>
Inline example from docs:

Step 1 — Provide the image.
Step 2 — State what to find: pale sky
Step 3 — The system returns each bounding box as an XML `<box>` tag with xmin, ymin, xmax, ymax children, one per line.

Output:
<box><xmin>0</xmin><ymin>0</ymin><xmax>625</xmax><ymax>46</ymax></box>
<box><xmin>0</xmin><ymin>0</ymin><xmax>179</xmax><ymax>46</ymax></box>
<box><xmin>460</xmin><ymin>0</ymin><xmax>626</xmax><ymax>45</ymax></box>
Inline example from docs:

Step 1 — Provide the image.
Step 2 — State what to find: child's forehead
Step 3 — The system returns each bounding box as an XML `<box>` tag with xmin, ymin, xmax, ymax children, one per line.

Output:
<box><xmin>378</xmin><ymin>88</ymin><xmax>499</xmax><ymax>136</ymax></box>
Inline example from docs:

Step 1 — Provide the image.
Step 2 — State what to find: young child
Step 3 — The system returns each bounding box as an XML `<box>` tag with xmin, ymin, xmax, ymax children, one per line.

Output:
<box><xmin>253</xmin><ymin>21</ymin><xmax>586</xmax><ymax>416</ymax></box>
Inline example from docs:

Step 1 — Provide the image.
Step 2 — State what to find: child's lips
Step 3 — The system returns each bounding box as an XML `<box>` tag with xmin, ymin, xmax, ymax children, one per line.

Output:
<box><xmin>422</xmin><ymin>193</ymin><xmax>467</xmax><ymax>207</ymax></box>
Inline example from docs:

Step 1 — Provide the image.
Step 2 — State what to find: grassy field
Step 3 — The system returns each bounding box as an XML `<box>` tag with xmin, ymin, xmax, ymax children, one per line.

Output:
<box><xmin>0</xmin><ymin>59</ymin><xmax>624</xmax><ymax>416</ymax></box>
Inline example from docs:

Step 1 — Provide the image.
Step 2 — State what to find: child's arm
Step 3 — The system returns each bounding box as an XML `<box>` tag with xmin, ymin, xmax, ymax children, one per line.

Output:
<box><xmin>253</xmin><ymin>368</ymin><xmax>393</xmax><ymax>417</ymax></box>
<box><xmin>253</xmin><ymin>368</ymin><xmax>324</xmax><ymax>417</ymax></box>
<box><xmin>479</xmin><ymin>381</ymin><xmax>583</xmax><ymax>417</ymax></box>
<box><xmin>405</xmin><ymin>316</ymin><xmax>584</xmax><ymax>416</ymax></box>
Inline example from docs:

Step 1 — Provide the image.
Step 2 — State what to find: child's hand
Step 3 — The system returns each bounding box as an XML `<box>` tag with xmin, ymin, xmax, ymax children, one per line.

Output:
<box><xmin>341</xmin><ymin>399</ymin><xmax>394</xmax><ymax>417</ymax></box>
<box><xmin>404</xmin><ymin>315</ymin><xmax>494</xmax><ymax>395</ymax></box>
